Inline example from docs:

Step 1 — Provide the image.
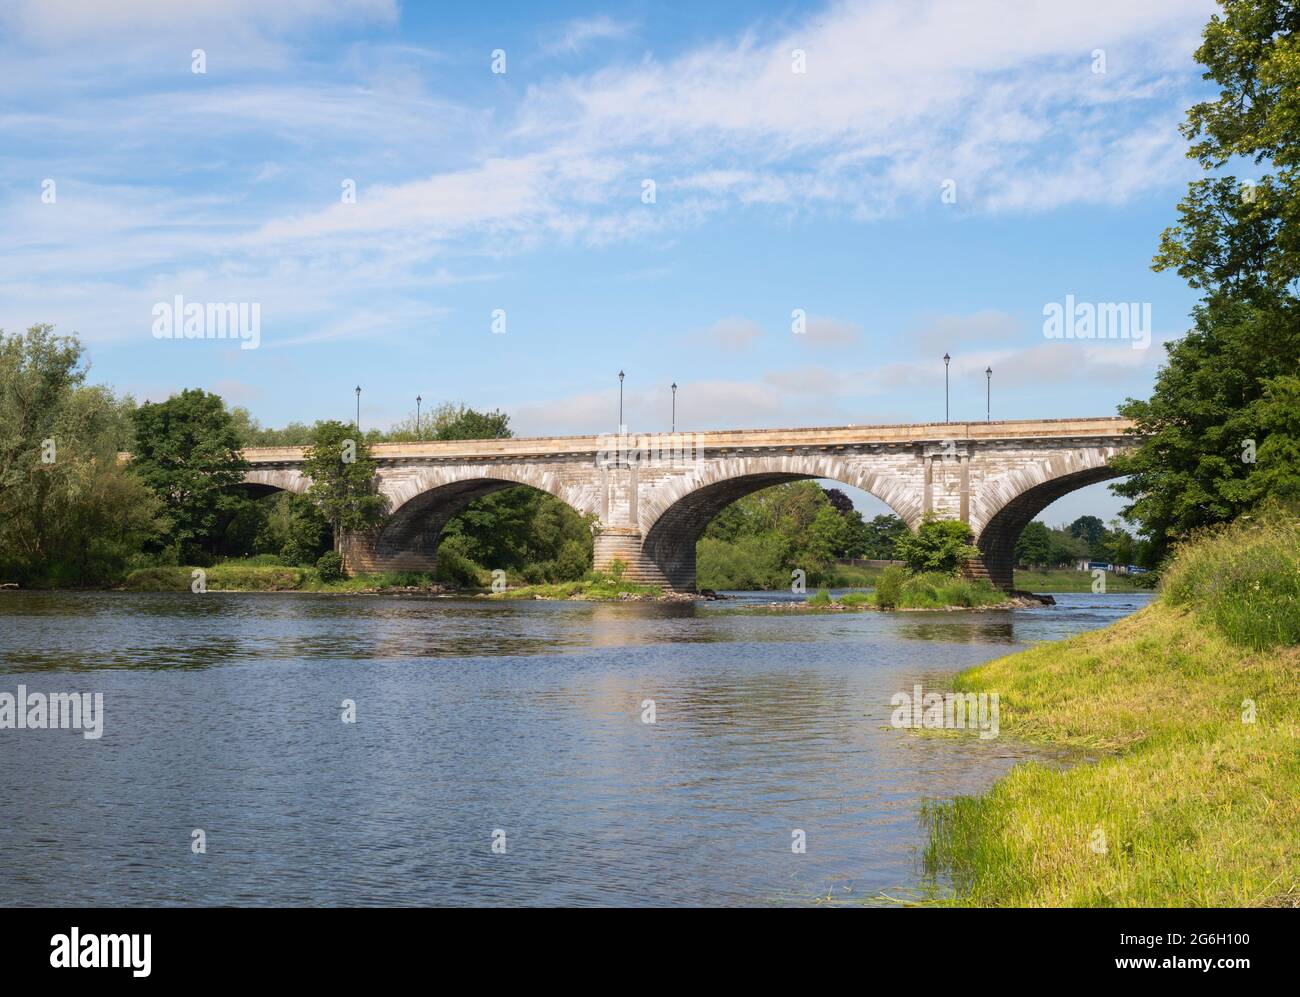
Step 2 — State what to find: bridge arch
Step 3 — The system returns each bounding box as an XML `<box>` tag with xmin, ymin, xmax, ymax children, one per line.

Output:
<box><xmin>240</xmin><ymin>468</ymin><xmax>311</xmax><ymax>497</ymax></box>
<box><xmin>345</xmin><ymin>465</ymin><xmax>599</xmax><ymax>574</ymax></box>
<box><xmin>633</xmin><ymin>455</ymin><xmax>920</xmax><ymax>591</ymax></box>
<box><xmin>968</xmin><ymin>446</ymin><xmax>1127</xmax><ymax>589</ymax></box>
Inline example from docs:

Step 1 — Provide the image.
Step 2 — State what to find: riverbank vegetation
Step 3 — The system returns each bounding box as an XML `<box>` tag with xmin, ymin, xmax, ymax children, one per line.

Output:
<box><xmin>920</xmin><ymin>0</ymin><xmax>1300</xmax><ymax>906</ymax></box>
<box><xmin>801</xmin><ymin>570</ymin><xmax>1010</xmax><ymax>611</ymax></box>
<box><xmin>923</xmin><ymin>510</ymin><xmax>1300</xmax><ymax>905</ymax></box>
<box><xmin>0</xmin><ymin>323</ymin><xmax>1250</xmax><ymax>599</ymax></box>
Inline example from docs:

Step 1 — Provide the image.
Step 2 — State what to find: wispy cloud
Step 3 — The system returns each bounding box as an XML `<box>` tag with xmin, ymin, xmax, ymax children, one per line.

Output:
<box><xmin>542</xmin><ymin>15</ymin><xmax>637</xmax><ymax>56</ymax></box>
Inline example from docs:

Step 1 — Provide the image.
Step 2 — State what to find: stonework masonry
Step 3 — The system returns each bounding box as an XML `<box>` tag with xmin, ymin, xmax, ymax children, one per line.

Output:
<box><xmin>237</xmin><ymin>417</ymin><xmax>1137</xmax><ymax>591</ymax></box>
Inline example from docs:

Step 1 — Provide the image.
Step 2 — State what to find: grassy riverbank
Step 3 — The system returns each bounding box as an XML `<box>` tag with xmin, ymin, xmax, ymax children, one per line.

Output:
<box><xmin>485</xmin><ymin>576</ymin><xmax>664</xmax><ymax>600</ymax></box>
<box><xmin>122</xmin><ymin>563</ymin><xmax>441</xmax><ymax>593</ymax></box>
<box><xmin>1012</xmin><ymin>568</ymin><xmax>1147</xmax><ymax>593</ymax></box>
<box><xmin>923</xmin><ymin>506</ymin><xmax>1300</xmax><ymax>906</ymax></box>
<box><xmin>801</xmin><ymin>571</ymin><xmax>1012</xmax><ymax>611</ymax></box>
<box><xmin>120</xmin><ymin>561</ymin><xmax>665</xmax><ymax>599</ymax></box>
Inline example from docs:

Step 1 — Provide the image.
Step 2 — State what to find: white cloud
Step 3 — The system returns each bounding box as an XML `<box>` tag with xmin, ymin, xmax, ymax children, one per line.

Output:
<box><xmin>702</xmin><ymin>317</ymin><xmax>764</xmax><ymax>352</ymax></box>
<box><xmin>542</xmin><ymin>15</ymin><xmax>637</xmax><ymax>56</ymax></box>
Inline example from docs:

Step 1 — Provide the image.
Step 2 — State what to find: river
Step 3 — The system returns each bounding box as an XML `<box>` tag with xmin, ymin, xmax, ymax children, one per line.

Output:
<box><xmin>0</xmin><ymin>589</ymin><xmax>1150</xmax><ymax>907</ymax></box>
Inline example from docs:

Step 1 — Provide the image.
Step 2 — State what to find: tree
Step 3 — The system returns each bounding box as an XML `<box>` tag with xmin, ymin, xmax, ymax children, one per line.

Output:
<box><xmin>823</xmin><ymin>487</ymin><xmax>854</xmax><ymax>515</ymax></box>
<box><xmin>431</xmin><ymin>404</ymin><xmax>511</xmax><ymax>441</ymax></box>
<box><xmin>1014</xmin><ymin>521</ymin><xmax>1053</xmax><ymax>567</ymax></box>
<box><xmin>861</xmin><ymin>514</ymin><xmax>909</xmax><ymax>559</ymax></box>
<box><xmin>1114</xmin><ymin>0</ymin><xmax>1300</xmax><ymax>560</ymax></box>
<box><xmin>130</xmin><ymin>389</ymin><xmax>247</xmax><ymax>562</ymax></box>
<box><xmin>1103</xmin><ymin>520</ymin><xmax>1136</xmax><ymax>568</ymax></box>
<box><xmin>1047</xmin><ymin>526</ymin><xmax>1090</xmax><ymax>566</ymax></box>
<box><xmin>1068</xmin><ymin>515</ymin><xmax>1107</xmax><ymax>555</ymax></box>
<box><xmin>893</xmin><ymin>518</ymin><xmax>979</xmax><ymax>575</ymax></box>
<box><xmin>302</xmin><ymin>421</ymin><xmax>387</xmax><ymax>550</ymax></box>
<box><xmin>0</xmin><ymin>326</ymin><xmax>163</xmax><ymax>585</ymax></box>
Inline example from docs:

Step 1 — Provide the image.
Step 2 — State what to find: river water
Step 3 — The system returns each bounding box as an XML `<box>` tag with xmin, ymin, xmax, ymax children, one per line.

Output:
<box><xmin>0</xmin><ymin>589</ymin><xmax>1150</xmax><ymax>907</ymax></box>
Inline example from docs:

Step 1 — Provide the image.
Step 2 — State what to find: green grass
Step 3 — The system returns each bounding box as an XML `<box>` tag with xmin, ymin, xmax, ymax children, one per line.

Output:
<box><xmin>780</xmin><ymin>571</ymin><xmax>1011</xmax><ymax>612</ymax></box>
<box><xmin>121</xmin><ymin>562</ymin><xmax>440</xmax><ymax>593</ymax></box>
<box><xmin>487</xmin><ymin>571</ymin><xmax>662</xmax><ymax>600</ymax></box>
<box><xmin>896</xmin><ymin>572</ymin><xmax>1008</xmax><ymax>609</ymax></box>
<box><xmin>1012</xmin><ymin>567</ymin><xmax>1146</xmax><ymax>593</ymax></box>
<box><xmin>922</xmin><ymin>506</ymin><xmax>1300</xmax><ymax>907</ymax></box>
<box><xmin>1161</xmin><ymin>502</ymin><xmax>1300</xmax><ymax>649</ymax></box>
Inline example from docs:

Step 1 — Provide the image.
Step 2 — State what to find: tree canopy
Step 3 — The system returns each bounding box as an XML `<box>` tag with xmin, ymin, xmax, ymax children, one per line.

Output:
<box><xmin>130</xmin><ymin>389</ymin><xmax>247</xmax><ymax>562</ymax></box>
<box><xmin>1113</xmin><ymin>0</ymin><xmax>1300</xmax><ymax>560</ymax></box>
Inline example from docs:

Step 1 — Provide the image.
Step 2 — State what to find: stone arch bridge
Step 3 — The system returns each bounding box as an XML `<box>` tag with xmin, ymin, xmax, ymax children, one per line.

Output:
<box><xmin>239</xmin><ymin>417</ymin><xmax>1137</xmax><ymax>591</ymax></box>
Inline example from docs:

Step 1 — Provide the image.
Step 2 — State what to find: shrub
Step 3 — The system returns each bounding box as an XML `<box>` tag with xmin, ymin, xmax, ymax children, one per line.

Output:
<box><xmin>435</xmin><ymin>534</ymin><xmax>486</xmax><ymax>588</ymax></box>
<box><xmin>807</xmin><ymin>588</ymin><xmax>832</xmax><ymax>606</ymax></box>
<box><xmin>552</xmin><ymin>538</ymin><xmax>591</xmax><ymax>581</ymax></box>
<box><xmin>874</xmin><ymin>565</ymin><xmax>906</xmax><ymax>608</ymax></box>
<box><xmin>1161</xmin><ymin>501</ymin><xmax>1300</xmax><ymax>648</ymax></box>
<box><xmin>893</xmin><ymin>518</ymin><xmax>980</xmax><ymax>574</ymax></box>
<box><xmin>315</xmin><ymin>551</ymin><xmax>345</xmax><ymax>582</ymax></box>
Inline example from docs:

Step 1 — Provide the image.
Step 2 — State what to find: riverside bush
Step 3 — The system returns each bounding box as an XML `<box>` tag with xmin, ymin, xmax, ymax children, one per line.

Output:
<box><xmin>315</xmin><ymin>551</ymin><xmax>345</xmax><ymax>582</ymax></box>
<box><xmin>1160</xmin><ymin>501</ymin><xmax>1300</xmax><ymax>649</ymax></box>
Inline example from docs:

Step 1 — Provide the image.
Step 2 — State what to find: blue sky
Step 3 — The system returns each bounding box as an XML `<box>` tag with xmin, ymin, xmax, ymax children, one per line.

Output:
<box><xmin>0</xmin><ymin>0</ymin><xmax>1220</xmax><ymax>524</ymax></box>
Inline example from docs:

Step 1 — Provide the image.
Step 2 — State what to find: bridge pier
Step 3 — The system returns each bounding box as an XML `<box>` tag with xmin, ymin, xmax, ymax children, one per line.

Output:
<box><xmin>340</xmin><ymin>529</ymin><xmax>440</xmax><ymax>576</ymax></box>
<box><xmin>593</xmin><ymin>527</ymin><xmax>675</xmax><ymax>588</ymax></box>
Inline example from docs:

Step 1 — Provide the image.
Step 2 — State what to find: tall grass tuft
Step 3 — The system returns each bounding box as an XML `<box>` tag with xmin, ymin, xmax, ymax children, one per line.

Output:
<box><xmin>897</xmin><ymin>572</ymin><xmax>1004</xmax><ymax>609</ymax></box>
<box><xmin>873</xmin><ymin>565</ymin><xmax>906</xmax><ymax>608</ymax></box>
<box><xmin>1161</xmin><ymin>501</ymin><xmax>1300</xmax><ymax>649</ymax></box>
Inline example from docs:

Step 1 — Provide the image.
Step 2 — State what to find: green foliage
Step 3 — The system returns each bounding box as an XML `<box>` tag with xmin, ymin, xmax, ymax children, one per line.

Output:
<box><xmin>697</xmin><ymin>533</ymin><xmax>791</xmax><ymax>589</ymax></box>
<box><xmin>378</xmin><ymin>402</ymin><xmax>513</xmax><ymax>442</ymax></box>
<box><xmin>302</xmin><ymin>421</ymin><xmax>387</xmax><ymax>541</ymax></box>
<box><xmin>122</xmin><ymin>564</ymin><xmax>308</xmax><ymax>591</ymax></box>
<box><xmin>438</xmin><ymin>486</ymin><xmax>594</xmax><ymax>584</ymax></box>
<box><xmin>859</xmin><ymin>514</ymin><xmax>910</xmax><ymax>559</ymax></box>
<box><xmin>253</xmin><ymin>492</ymin><xmax>331</xmax><ymax>565</ymax></box>
<box><xmin>1015</xmin><ymin>520</ymin><xmax>1092</xmax><ymax>567</ymax></box>
<box><xmin>697</xmin><ymin>481</ymin><xmax>871</xmax><ymax>589</ymax></box>
<box><xmin>434</xmin><ymin>533</ymin><xmax>490</xmax><ymax>588</ymax></box>
<box><xmin>489</xmin><ymin>570</ymin><xmax>661</xmax><ymax>601</ymax></box>
<box><xmin>897</xmin><ymin>572</ymin><xmax>1005</xmax><ymax>609</ymax></box>
<box><xmin>1014</xmin><ymin>521</ymin><xmax>1053</xmax><ymax>566</ymax></box>
<box><xmin>806</xmin><ymin>588</ymin><xmax>832</xmax><ymax>606</ymax></box>
<box><xmin>129</xmin><ymin>388</ymin><xmax>248</xmax><ymax>562</ymax></box>
<box><xmin>837</xmin><ymin>590</ymin><xmax>873</xmax><ymax>607</ymax></box>
<box><xmin>1067</xmin><ymin>515</ymin><xmax>1107</xmax><ymax>556</ymax></box>
<box><xmin>1117</xmin><ymin>1</ymin><xmax>1300</xmax><ymax>559</ymax></box>
<box><xmin>0</xmin><ymin>326</ymin><xmax>165</xmax><ymax>586</ymax></box>
<box><xmin>431</xmin><ymin>404</ymin><xmax>512</xmax><ymax>441</ymax></box>
<box><xmin>315</xmin><ymin>551</ymin><xmax>345</xmax><ymax>582</ymax></box>
<box><xmin>227</xmin><ymin>407</ymin><xmax>320</xmax><ymax>447</ymax></box>
<box><xmin>1113</xmin><ymin>299</ymin><xmax>1300</xmax><ymax>558</ymax></box>
<box><xmin>873</xmin><ymin>565</ymin><xmax>907</xmax><ymax>609</ymax></box>
<box><xmin>893</xmin><ymin>518</ymin><xmax>979</xmax><ymax>575</ymax></box>
<box><xmin>1154</xmin><ymin>0</ymin><xmax>1300</xmax><ymax>301</ymax></box>
<box><xmin>1161</xmin><ymin>500</ymin><xmax>1300</xmax><ymax>648</ymax></box>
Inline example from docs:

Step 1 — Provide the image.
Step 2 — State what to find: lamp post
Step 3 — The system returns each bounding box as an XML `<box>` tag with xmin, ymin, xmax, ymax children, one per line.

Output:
<box><xmin>985</xmin><ymin>367</ymin><xmax>992</xmax><ymax>422</ymax></box>
<box><xmin>355</xmin><ymin>385</ymin><xmax>361</xmax><ymax>432</ymax></box>
<box><xmin>943</xmin><ymin>353</ymin><xmax>950</xmax><ymax>423</ymax></box>
<box><xmin>416</xmin><ymin>394</ymin><xmax>422</xmax><ymax>436</ymax></box>
<box><xmin>618</xmin><ymin>370</ymin><xmax>624</xmax><ymax>429</ymax></box>
<box><xmin>671</xmin><ymin>382</ymin><xmax>677</xmax><ymax>433</ymax></box>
